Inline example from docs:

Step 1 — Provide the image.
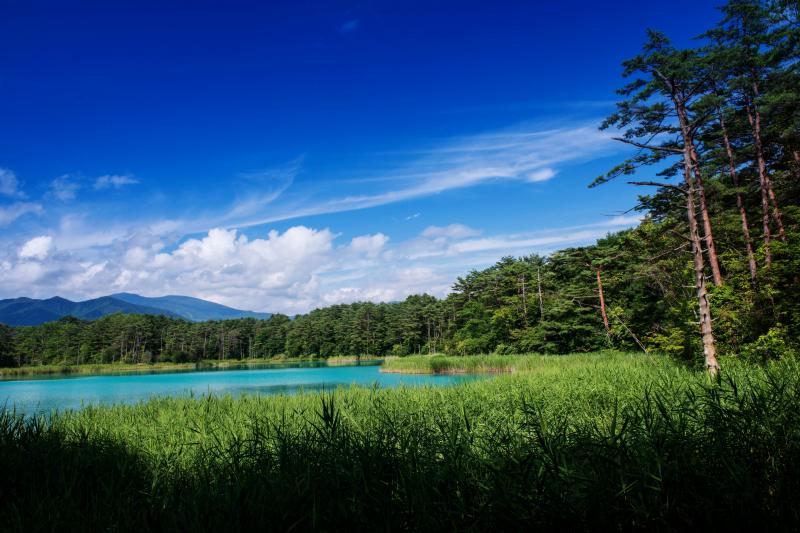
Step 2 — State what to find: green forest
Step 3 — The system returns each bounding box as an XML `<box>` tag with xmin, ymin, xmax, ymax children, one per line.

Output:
<box><xmin>4</xmin><ymin>0</ymin><xmax>800</xmax><ymax>373</ymax></box>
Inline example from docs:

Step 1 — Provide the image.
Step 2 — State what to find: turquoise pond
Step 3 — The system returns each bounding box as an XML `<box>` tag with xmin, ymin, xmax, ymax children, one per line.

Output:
<box><xmin>0</xmin><ymin>361</ymin><xmax>481</xmax><ymax>415</ymax></box>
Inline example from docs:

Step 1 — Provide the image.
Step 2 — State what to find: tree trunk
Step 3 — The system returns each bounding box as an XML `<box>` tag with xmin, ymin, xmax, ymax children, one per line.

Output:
<box><xmin>746</xmin><ymin>105</ymin><xmax>774</xmax><ymax>267</ymax></box>
<box><xmin>520</xmin><ymin>274</ymin><xmax>528</xmax><ymax>327</ymax></box>
<box><xmin>596</xmin><ymin>269</ymin><xmax>610</xmax><ymax>333</ymax></box>
<box><xmin>684</xmin><ymin>165</ymin><xmax>720</xmax><ymax>375</ymax></box>
<box><xmin>793</xmin><ymin>149</ymin><xmax>800</xmax><ymax>181</ymax></box>
<box><xmin>678</xmin><ymin>114</ymin><xmax>720</xmax><ymax>375</ymax></box>
<box><xmin>687</xmin><ymin>145</ymin><xmax>724</xmax><ymax>286</ymax></box>
<box><xmin>720</xmin><ymin>114</ymin><xmax>757</xmax><ymax>282</ymax></box>
<box><xmin>427</xmin><ymin>317</ymin><xmax>431</xmax><ymax>355</ymax></box>
<box><xmin>537</xmin><ymin>267</ymin><xmax>544</xmax><ymax>320</ymax></box>
<box><xmin>673</xmin><ymin>98</ymin><xmax>723</xmax><ymax>286</ymax></box>
<box><xmin>747</xmin><ymin>96</ymin><xmax>786</xmax><ymax>242</ymax></box>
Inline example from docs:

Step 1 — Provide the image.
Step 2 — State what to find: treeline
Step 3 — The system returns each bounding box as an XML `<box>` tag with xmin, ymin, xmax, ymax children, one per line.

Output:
<box><xmin>0</xmin><ymin>0</ymin><xmax>798</xmax><ymax>369</ymax></box>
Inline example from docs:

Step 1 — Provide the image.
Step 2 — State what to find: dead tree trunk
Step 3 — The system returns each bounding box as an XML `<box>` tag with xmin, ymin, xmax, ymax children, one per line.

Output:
<box><xmin>668</xmin><ymin>91</ymin><xmax>720</xmax><ymax>374</ymax></box>
<box><xmin>596</xmin><ymin>269</ymin><xmax>610</xmax><ymax>333</ymax></box>
<box><xmin>793</xmin><ymin>149</ymin><xmax>800</xmax><ymax>181</ymax></box>
<box><xmin>746</xmin><ymin>105</ymin><xmax>775</xmax><ymax>267</ymax></box>
<box><xmin>536</xmin><ymin>267</ymin><xmax>544</xmax><ymax>320</ymax></box>
<box><xmin>426</xmin><ymin>317</ymin><xmax>432</xmax><ymax>355</ymax></box>
<box><xmin>672</xmin><ymin>96</ymin><xmax>723</xmax><ymax>286</ymax></box>
<box><xmin>720</xmin><ymin>114</ymin><xmax>757</xmax><ymax>282</ymax></box>
<box><xmin>688</xmin><ymin>145</ymin><xmax>724</xmax><ymax>286</ymax></box>
<box><xmin>682</xmin><ymin>153</ymin><xmax>720</xmax><ymax>375</ymax></box>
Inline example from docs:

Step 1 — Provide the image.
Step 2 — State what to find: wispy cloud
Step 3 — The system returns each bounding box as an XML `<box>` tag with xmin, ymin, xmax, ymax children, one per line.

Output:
<box><xmin>0</xmin><ymin>202</ymin><xmax>43</xmax><ymax>227</ymax></box>
<box><xmin>50</xmin><ymin>175</ymin><xmax>81</xmax><ymax>201</ymax></box>
<box><xmin>403</xmin><ymin>216</ymin><xmax>640</xmax><ymax>261</ymax></box>
<box><xmin>220</xmin><ymin>122</ymin><xmax>616</xmax><ymax>230</ymax></box>
<box><xmin>94</xmin><ymin>174</ymin><xmax>139</xmax><ymax>190</ymax></box>
<box><xmin>14</xmin><ymin>121</ymin><xmax>615</xmax><ymax>251</ymax></box>
<box><xmin>421</xmin><ymin>224</ymin><xmax>481</xmax><ymax>240</ymax></box>
<box><xmin>221</xmin><ymin>159</ymin><xmax>301</xmax><ymax>221</ymax></box>
<box><xmin>0</xmin><ymin>168</ymin><xmax>24</xmax><ymax>198</ymax></box>
<box><xmin>526</xmin><ymin>168</ymin><xmax>557</xmax><ymax>182</ymax></box>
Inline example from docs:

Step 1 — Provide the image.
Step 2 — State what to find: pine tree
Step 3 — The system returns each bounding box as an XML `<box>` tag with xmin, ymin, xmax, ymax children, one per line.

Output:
<box><xmin>593</xmin><ymin>30</ymin><xmax>721</xmax><ymax>374</ymax></box>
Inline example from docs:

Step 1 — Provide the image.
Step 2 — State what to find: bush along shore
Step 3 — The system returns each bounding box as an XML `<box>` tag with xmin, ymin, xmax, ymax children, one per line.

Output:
<box><xmin>378</xmin><ymin>352</ymin><xmax>647</xmax><ymax>374</ymax></box>
<box><xmin>2</xmin><ymin>353</ymin><xmax>800</xmax><ymax>531</ymax></box>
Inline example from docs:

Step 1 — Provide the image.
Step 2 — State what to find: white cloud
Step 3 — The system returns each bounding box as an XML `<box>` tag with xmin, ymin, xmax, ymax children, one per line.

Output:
<box><xmin>0</xmin><ymin>214</ymin><xmax>640</xmax><ymax>313</ymax></box>
<box><xmin>123</xmin><ymin>246</ymin><xmax>149</xmax><ymax>267</ymax></box>
<box><xmin>19</xmin><ymin>235</ymin><xmax>54</xmax><ymax>260</ymax></box>
<box><xmin>94</xmin><ymin>174</ymin><xmax>139</xmax><ymax>190</ymax></box>
<box><xmin>0</xmin><ymin>168</ymin><xmax>22</xmax><ymax>197</ymax></box>
<box><xmin>51</xmin><ymin>175</ymin><xmax>80</xmax><ymax>201</ymax></box>
<box><xmin>349</xmin><ymin>233</ymin><xmax>388</xmax><ymax>257</ymax></box>
<box><xmin>2</xmin><ymin>260</ymin><xmax>47</xmax><ymax>284</ymax></box>
<box><xmin>421</xmin><ymin>224</ymin><xmax>481</xmax><ymax>239</ymax></box>
<box><xmin>69</xmin><ymin>261</ymin><xmax>107</xmax><ymax>287</ymax></box>
<box><xmin>0</xmin><ymin>202</ymin><xmax>43</xmax><ymax>227</ymax></box>
<box><xmin>525</xmin><ymin>168</ymin><xmax>557</xmax><ymax>182</ymax></box>
<box><xmin>105</xmin><ymin>226</ymin><xmax>337</xmax><ymax>312</ymax></box>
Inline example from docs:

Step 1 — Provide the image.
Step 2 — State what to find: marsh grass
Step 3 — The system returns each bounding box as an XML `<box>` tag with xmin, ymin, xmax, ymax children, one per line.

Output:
<box><xmin>0</xmin><ymin>355</ymin><xmax>325</xmax><ymax>378</ymax></box>
<box><xmin>379</xmin><ymin>350</ymin><xmax>656</xmax><ymax>374</ymax></box>
<box><xmin>2</xmin><ymin>353</ymin><xmax>799</xmax><ymax>531</ymax></box>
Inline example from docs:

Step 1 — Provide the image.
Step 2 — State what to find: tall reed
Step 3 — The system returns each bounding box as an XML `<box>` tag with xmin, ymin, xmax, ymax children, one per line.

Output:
<box><xmin>1</xmin><ymin>353</ymin><xmax>798</xmax><ymax>531</ymax></box>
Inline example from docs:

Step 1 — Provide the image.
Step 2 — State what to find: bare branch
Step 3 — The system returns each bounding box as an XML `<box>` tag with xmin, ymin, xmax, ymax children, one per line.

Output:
<box><xmin>668</xmin><ymin>229</ymin><xmax>694</xmax><ymax>243</ymax></box>
<box><xmin>612</xmin><ymin>137</ymin><xmax>683</xmax><ymax>153</ymax></box>
<box><xmin>651</xmin><ymin>67</ymin><xmax>674</xmax><ymax>93</ymax></box>
<box><xmin>628</xmin><ymin>181</ymin><xmax>688</xmax><ymax>195</ymax></box>
<box><xmin>646</xmin><ymin>242</ymin><xmax>690</xmax><ymax>262</ymax></box>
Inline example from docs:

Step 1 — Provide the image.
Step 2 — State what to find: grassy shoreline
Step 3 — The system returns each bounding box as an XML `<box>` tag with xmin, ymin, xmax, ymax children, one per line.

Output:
<box><xmin>325</xmin><ymin>355</ymin><xmax>382</xmax><ymax>365</ymax></box>
<box><xmin>0</xmin><ymin>351</ymin><xmax>663</xmax><ymax>378</ymax></box>
<box><xmin>2</xmin><ymin>353</ymin><xmax>798</xmax><ymax>530</ymax></box>
<box><xmin>0</xmin><ymin>355</ymin><xmax>327</xmax><ymax>378</ymax></box>
<box><xmin>379</xmin><ymin>351</ymin><xmax>660</xmax><ymax>374</ymax></box>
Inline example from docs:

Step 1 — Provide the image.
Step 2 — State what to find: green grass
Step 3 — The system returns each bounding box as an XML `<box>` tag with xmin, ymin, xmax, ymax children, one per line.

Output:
<box><xmin>325</xmin><ymin>355</ymin><xmax>382</xmax><ymax>365</ymax></box>
<box><xmin>0</xmin><ymin>355</ymin><xmax>324</xmax><ymax>378</ymax></box>
<box><xmin>380</xmin><ymin>351</ymin><xmax>652</xmax><ymax>373</ymax></box>
<box><xmin>2</xmin><ymin>353</ymin><xmax>799</xmax><ymax>530</ymax></box>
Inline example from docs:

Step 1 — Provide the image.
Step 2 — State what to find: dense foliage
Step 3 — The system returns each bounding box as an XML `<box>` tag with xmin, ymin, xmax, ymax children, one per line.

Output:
<box><xmin>3</xmin><ymin>353</ymin><xmax>800</xmax><ymax>531</ymax></box>
<box><xmin>1</xmin><ymin>0</ymin><xmax>798</xmax><ymax>370</ymax></box>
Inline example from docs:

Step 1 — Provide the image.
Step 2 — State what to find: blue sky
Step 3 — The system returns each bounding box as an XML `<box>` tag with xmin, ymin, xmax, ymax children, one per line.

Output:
<box><xmin>0</xmin><ymin>0</ymin><xmax>723</xmax><ymax>313</ymax></box>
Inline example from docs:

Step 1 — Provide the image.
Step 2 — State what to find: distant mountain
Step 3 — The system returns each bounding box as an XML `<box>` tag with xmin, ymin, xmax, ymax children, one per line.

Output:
<box><xmin>0</xmin><ymin>296</ymin><xmax>181</xmax><ymax>326</ymax></box>
<box><xmin>0</xmin><ymin>293</ymin><xmax>271</xmax><ymax>326</ymax></box>
<box><xmin>111</xmin><ymin>293</ymin><xmax>271</xmax><ymax>322</ymax></box>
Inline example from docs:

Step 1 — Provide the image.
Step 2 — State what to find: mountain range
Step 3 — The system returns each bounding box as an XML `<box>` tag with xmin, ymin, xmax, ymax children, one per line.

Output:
<box><xmin>0</xmin><ymin>293</ymin><xmax>271</xmax><ymax>326</ymax></box>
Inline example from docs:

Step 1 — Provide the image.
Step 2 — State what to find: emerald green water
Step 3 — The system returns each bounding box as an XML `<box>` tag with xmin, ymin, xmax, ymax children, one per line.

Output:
<box><xmin>0</xmin><ymin>361</ymin><xmax>479</xmax><ymax>415</ymax></box>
